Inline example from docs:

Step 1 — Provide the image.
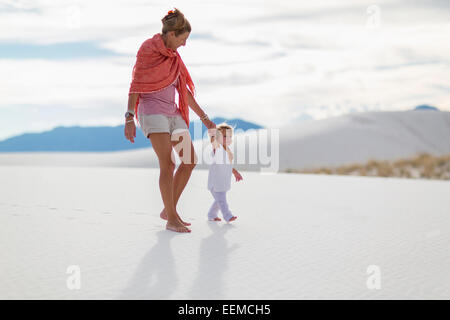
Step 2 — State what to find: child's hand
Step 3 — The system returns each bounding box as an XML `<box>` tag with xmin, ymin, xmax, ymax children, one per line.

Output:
<box><xmin>208</xmin><ymin>128</ymin><xmax>219</xmax><ymax>149</ymax></box>
<box><xmin>208</xmin><ymin>128</ymin><xmax>217</xmax><ymax>138</ymax></box>
<box><xmin>233</xmin><ymin>170</ymin><xmax>243</xmax><ymax>182</ymax></box>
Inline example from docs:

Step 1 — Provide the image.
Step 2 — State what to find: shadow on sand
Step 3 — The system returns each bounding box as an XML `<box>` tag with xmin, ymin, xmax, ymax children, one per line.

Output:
<box><xmin>187</xmin><ymin>222</ymin><xmax>239</xmax><ymax>299</ymax></box>
<box><xmin>118</xmin><ymin>230</ymin><xmax>178</xmax><ymax>299</ymax></box>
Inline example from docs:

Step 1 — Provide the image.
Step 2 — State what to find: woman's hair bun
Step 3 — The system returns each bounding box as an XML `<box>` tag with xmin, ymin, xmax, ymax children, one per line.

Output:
<box><xmin>161</xmin><ymin>8</ymin><xmax>191</xmax><ymax>36</ymax></box>
<box><xmin>162</xmin><ymin>8</ymin><xmax>182</xmax><ymax>22</ymax></box>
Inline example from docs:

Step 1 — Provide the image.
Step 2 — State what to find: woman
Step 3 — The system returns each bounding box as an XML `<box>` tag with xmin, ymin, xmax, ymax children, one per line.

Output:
<box><xmin>124</xmin><ymin>8</ymin><xmax>216</xmax><ymax>233</ymax></box>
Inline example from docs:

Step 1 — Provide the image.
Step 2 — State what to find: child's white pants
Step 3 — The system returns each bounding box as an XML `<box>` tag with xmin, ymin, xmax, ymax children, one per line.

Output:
<box><xmin>207</xmin><ymin>190</ymin><xmax>233</xmax><ymax>222</ymax></box>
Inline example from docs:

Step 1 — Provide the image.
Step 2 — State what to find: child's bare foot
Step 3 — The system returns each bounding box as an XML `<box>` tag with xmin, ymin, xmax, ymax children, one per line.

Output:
<box><xmin>209</xmin><ymin>217</ymin><xmax>221</xmax><ymax>221</ymax></box>
<box><xmin>227</xmin><ymin>216</ymin><xmax>237</xmax><ymax>223</ymax></box>
<box><xmin>160</xmin><ymin>208</ymin><xmax>191</xmax><ymax>226</ymax></box>
<box><xmin>166</xmin><ymin>220</ymin><xmax>191</xmax><ymax>233</ymax></box>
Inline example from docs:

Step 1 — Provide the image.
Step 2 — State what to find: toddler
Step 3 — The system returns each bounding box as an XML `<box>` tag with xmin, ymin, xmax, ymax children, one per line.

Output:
<box><xmin>207</xmin><ymin>123</ymin><xmax>243</xmax><ymax>222</ymax></box>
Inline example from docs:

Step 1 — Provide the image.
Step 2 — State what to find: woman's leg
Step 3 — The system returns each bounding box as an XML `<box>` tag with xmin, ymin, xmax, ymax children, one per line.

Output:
<box><xmin>149</xmin><ymin>132</ymin><xmax>191</xmax><ymax>233</ymax></box>
<box><xmin>160</xmin><ymin>130</ymin><xmax>197</xmax><ymax>225</ymax></box>
<box><xmin>171</xmin><ymin>131</ymin><xmax>197</xmax><ymax>207</ymax></box>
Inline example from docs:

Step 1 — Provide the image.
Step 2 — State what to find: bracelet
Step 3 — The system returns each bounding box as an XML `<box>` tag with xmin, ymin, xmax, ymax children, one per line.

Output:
<box><xmin>200</xmin><ymin>114</ymin><xmax>209</xmax><ymax>121</ymax></box>
<box><xmin>126</xmin><ymin>119</ymin><xmax>134</xmax><ymax>123</ymax></box>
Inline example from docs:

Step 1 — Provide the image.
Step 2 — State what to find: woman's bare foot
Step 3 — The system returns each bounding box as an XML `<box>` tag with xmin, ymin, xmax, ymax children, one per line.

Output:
<box><xmin>209</xmin><ymin>217</ymin><xmax>221</xmax><ymax>221</ymax></box>
<box><xmin>166</xmin><ymin>220</ymin><xmax>191</xmax><ymax>233</ymax></box>
<box><xmin>160</xmin><ymin>208</ymin><xmax>191</xmax><ymax>226</ymax></box>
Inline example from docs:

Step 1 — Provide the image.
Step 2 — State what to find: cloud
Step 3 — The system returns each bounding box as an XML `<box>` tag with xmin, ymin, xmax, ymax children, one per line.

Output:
<box><xmin>0</xmin><ymin>0</ymin><xmax>449</xmax><ymax>140</ymax></box>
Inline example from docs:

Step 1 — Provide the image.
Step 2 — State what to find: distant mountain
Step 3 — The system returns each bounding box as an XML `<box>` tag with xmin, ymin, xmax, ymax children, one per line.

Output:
<box><xmin>188</xmin><ymin>116</ymin><xmax>264</xmax><ymax>140</ymax></box>
<box><xmin>414</xmin><ymin>104</ymin><xmax>439</xmax><ymax>111</ymax></box>
<box><xmin>209</xmin><ymin>117</ymin><xmax>264</xmax><ymax>131</ymax></box>
<box><xmin>0</xmin><ymin>117</ymin><xmax>264</xmax><ymax>152</ymax></box>
<box><xmin>1</xmin><ymin>110</ymin><xmax>449</xmax><ymax>170</ymax></box>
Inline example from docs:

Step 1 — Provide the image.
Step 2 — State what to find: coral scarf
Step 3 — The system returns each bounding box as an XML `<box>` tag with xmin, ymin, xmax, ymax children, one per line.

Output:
<box><xmin>129</xmin><ymin>33</ymin><xmax>195</xmax><ymax>128</ymax></box>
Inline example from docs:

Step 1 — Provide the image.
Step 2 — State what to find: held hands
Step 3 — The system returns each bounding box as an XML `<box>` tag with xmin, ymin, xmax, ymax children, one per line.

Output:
<box><xmin>207</xmin><ymin>128</ymin><xmax>217</xmax><ymax>138</ymax></box>
<box><xmin>202</xmin><ymin>117</ymin><xmax>216</xmax><ymax>130</ymax></box>
<box><xmin>124</xmin><ymin>118</ymin><xmax>136</xmax><ymax>143</ymax></box>
<box><xmin>208</xmin><ymin>128</ymin><xmax>220</xmax><ymax>149</ymax></box>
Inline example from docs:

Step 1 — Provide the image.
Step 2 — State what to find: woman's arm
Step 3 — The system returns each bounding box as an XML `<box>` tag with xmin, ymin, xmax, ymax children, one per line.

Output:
<box><xmin>188</xmin><ymin>91</ymin><xmax>216</xmax><ymax>129</ymax></box>
<box><xmin>124</xmin><ymin>93</ymin><xmax>139</xmax><ymax>143</ymax></box>
<box><xmin>187</xmin><ymin>91</ymin><xmax>206</xmax><ymax>118</ymax></box>
<box><xmin>127</xmin><ymin>93</ymin><xmax>139</xmax><ymax>116</ymax></box>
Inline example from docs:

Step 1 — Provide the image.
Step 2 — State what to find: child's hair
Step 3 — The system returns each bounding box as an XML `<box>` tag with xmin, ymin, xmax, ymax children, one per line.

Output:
<box><xmin>210</xmin><ymin>122</ymin><xmax>236</xmax><ymax>145</ymax></box>
<box><xmin>161</xmin><ymin>8</ymin><xmax>191</xmax><ymax>37</ymax></box>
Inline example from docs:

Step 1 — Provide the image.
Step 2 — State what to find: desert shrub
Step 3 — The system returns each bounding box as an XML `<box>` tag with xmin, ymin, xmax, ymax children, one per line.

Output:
<box><xmin>377</xmin><ymin>161</ymin><xmax>394</xmax><ymax>177</ymax></box>
<box><xmin>283</xmin><ymin>152</ymin><xmax>450</xmax><ymax>180</ymax></box>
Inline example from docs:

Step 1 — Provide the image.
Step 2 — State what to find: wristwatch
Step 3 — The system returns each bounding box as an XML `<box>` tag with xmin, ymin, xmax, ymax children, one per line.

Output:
<box><xmin>125</xmin><ymin>111</ymin><xmax>134</xmax><ymax>118</ymax></box>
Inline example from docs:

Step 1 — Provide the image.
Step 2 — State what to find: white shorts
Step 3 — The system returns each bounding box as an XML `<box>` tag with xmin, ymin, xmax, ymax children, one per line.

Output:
<box><xmin>138</xmin><ymin>113</ymin><xmax>189</xmax><ymax>138</ymax></box>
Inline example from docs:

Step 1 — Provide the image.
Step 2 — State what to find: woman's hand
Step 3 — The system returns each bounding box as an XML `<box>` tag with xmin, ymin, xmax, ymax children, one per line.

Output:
<box><xmin>202</xmin><ymin>118</ymin><xmax>216</xmax><ymax>129</ymax></box>
<box><xmin>125</xmin><ymin>94</ymin><xmax>138</xmax><ymax>144</ymax></box>
<box><xmin>124</xmin><ymin>118</ymin><xmax>136</xmax><ymax>143</ymax></box>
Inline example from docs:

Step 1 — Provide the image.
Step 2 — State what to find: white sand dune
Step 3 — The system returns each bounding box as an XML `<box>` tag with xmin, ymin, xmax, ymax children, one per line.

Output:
<box><xmin>0</xmin><ymin>110</ymin><xmax>448</xmax><ymax>172</ymax></box>
<box><xmin>1</xmin><ymin>165</ymin><xmax>449</xmax><ymax>299</ymax></box>
<box><xmin>278</xmin><ymin>110</ymin><xmax>450</xmax><ymax>170</ymax></box>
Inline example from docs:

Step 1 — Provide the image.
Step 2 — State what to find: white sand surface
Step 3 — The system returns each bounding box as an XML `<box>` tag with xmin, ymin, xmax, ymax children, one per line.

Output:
<box><xmin>1</xmin><ymin>165</ymin><xmax>449</xmax><ymax>299</ymax></box>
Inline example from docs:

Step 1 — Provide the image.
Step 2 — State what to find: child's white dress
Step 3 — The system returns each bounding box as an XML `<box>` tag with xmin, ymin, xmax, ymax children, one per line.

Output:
<box><xmin>207</xmin><ymin>146</ymin><xmax>232</xmax><ymax>192</ymax></box>
<box><xmin>206</xmin><ymin>146</ymin><xmax>234</xmax><ymax>221</ymax></box>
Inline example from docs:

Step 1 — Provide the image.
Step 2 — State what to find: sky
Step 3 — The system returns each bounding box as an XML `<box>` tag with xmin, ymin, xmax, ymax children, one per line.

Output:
<box><xmin>1</xmin><ymin>0</ymin><xmax>450</xmax><ymax>141</ymax></box>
